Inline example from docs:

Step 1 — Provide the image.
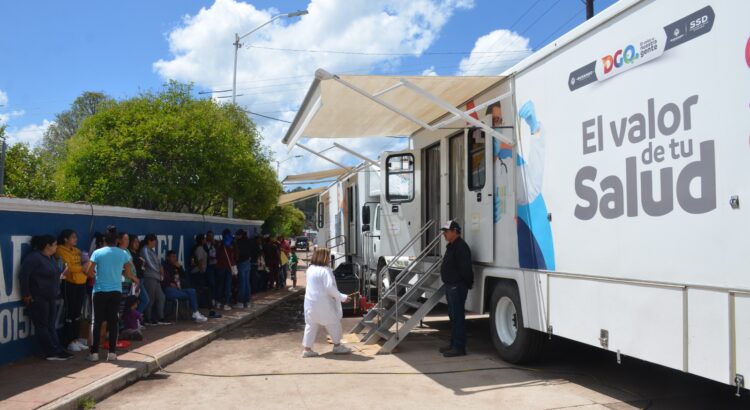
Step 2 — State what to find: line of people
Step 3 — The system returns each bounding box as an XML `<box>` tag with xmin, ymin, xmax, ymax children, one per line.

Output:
<box><xmin>19</xmin><ymin>225</ymin><xmax>301</xmax><ymax>362</ymax></box>
<box><xmin>194</xmin><ymin>229</ymin><xmax>299</xmax><ymax>311</ymax></box>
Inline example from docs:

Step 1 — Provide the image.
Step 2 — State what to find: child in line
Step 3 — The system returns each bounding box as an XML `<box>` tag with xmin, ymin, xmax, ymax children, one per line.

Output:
<box><xmin>120</xmin><ymin>295</ymin><xmax>143</xmax><ymax>341</ymax></box>
<box><xmin>289</xmin><ymin>249</ymin><xmax>298</xmax><ymax>291</ymax></box>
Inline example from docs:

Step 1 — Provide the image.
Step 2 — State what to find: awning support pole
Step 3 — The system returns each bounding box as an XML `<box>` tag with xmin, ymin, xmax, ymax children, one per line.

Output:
<box><xmin>399</xmin><ymin>78</ymin><xmax>514</xmax><ymax>145</ymax></box>
<box><xmin>432</xmin><ymin>90</ymin><xmax>514</xmax><ymax>129</ymax></box>
<box><xmin>333</xmin><ymin>143</ymin><xmax>380</xmax><ymax>168</ymax></box>
<box><xmin>330</xmin><ymin>76</ymin><xmax>437</xmax><ymax>131</ymax></box>
<box><xmin>296</xmin><ymin>143</ymin><xmax>350</xmax><ymax>170</ymax></box>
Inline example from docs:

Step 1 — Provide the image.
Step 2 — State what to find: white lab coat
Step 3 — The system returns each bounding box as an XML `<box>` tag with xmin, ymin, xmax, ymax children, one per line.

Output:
<box><xmin>516</xmin><ymin>124</ymin><xmax>546</xmax><ymax>206</ymax></box>
<box><xmin>304</xmin><ymin>265</ymin><xmax>347</xmax><ymax>326</ymax></box>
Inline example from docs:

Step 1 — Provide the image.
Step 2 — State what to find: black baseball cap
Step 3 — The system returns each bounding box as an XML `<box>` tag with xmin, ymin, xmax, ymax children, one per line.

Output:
<box><xmin>440</xmin><ymin>220</ymin><xmax>461</xmax><ymax>233</ymax></box>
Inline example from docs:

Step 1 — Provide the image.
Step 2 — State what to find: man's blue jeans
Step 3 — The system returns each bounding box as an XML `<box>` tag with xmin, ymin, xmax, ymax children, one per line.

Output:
<box><xmin>215</xmin><ymin>267</ymin><xmax>232</xmax><ymax>305</ymax></box>
<box><xmin>445</xmin><ymin>284</ymin><xmax>468</xmax><ymax>352</ymax></box>
<box><xmin>136</xmin><ymin>284</ymin><xmax>150</xmax><ymax>314</ymax></box>
<box><xmin>164</xmin><ymin>287</ymin><xmax>199</xmax><ymax>313</ymax></box>
<box><xmin>238</xmin><ymin>261</ymin><xmax>252</xmax><ymax>304</ymax></box>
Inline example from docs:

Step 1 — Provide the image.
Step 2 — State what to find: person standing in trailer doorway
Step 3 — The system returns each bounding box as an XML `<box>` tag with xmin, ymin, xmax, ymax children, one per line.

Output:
<box><xmin>486</xmin><ymin>102</ymin><xmax>503</xmax><ymax>128</ymax></box>
<box><xmin>439</xmin><ymin>220</ymin><xmax>473</xmax><ymax>357</ymax></box>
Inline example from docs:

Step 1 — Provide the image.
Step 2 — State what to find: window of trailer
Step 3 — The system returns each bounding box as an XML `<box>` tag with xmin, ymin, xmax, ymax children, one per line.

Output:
<box><xmin>467</xmin><ymin>128</ymin><xmax>486</xmax><ymax>191</ymax></box>
<box><xmin>317</xmin><ymin>201</ymin><xmax>325</xmax><ymax>228</ymax></box>
<box><xmin>386</xmin><ymin>154</ymin><xmax>415</xmax><ymax>203</ymax></box>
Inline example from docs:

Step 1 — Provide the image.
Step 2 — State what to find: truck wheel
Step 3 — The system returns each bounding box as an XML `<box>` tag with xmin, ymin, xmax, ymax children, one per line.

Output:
<box><xmin>489</xmin><ymin>282</ymin><xmax>544</xmax><ymax>364</ymax></box>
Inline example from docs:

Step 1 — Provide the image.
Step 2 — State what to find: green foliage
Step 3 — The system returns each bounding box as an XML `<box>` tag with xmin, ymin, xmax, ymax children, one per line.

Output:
<box><xmin>78</xmin><ymin>395</ymin><xmax>96</xmax><ymax>410</ymax></box>
<box><xmin>56</xmin><ymin>81</ymin><xmax>280</xmax><ymax>219</ymax></box>
<box><xmin>288</xmin><ymin>186</ymin><xmax>318</xmax><ymax>229</ymax></box>
<box><xmin>263</xmin><ymin>204</ymin><xmax>306</xmax><ymax>237</ymax></box>
<box><xmin>2</xmin><ymin>142</ymin><xmax>56</xmax><ymax>200</ymax></box>
<box><xmin>42</xmin><ymin>91</ymin><xmax>113</xmax><ymax>162</ymax></box>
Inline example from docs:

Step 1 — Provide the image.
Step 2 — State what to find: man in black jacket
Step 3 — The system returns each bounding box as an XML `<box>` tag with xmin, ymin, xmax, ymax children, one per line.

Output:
<box><xmin>439</xmin><ymin>220</ymin><xmax>473</xmax><ymax>357</ymax></box>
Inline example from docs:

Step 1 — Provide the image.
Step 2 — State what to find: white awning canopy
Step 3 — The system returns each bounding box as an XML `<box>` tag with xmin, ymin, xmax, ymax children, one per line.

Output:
<box><xmin>278</xmin><ymin>188</ymin><xmax>325</xmax><ymax>206</ymax></box>
<box><xmin>282</xmin><ymin>168</ymin><xmax>352</xmax><ymax>184</ymax></box>
<box><xmin>283</xmin><ymin>69</ymin><xmax>508</xmax><ymax>147</ymax></box>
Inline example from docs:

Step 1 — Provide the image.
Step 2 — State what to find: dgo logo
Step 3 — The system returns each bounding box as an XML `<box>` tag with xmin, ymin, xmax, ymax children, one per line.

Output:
<box><xmin>602</xmin><ymin>44</ymin><xmax>639</xmax><ymax>74</ymax></box>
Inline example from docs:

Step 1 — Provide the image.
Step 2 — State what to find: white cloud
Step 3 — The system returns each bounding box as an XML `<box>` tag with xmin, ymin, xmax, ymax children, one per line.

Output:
<box><xmin>457</xmin><ymin>29</ymin><xmax>532</xmax><ymax>76</ymax></box>
<box><xmin>154</xmin><ymin>0</ymin><xmax>471</xmax><ymax>180</ymax></box>
<box><xmin>5</xmin><ymin>120</ymin><xmax>54</xmax><ymax>147</ymax></box>
<box><xmin>421</xmin><ymin>66</ymin><xmax>438</xmax><ymax>76</ymax></box>
<box><xmin>0</xmin><ymin>110</ymin><xmax>25</xmax><ymax>126</ymax></box>
<box><xmin>0</xmin><ymin>89</ymin><xmax>25</xmax><ymax>126</ymax></box>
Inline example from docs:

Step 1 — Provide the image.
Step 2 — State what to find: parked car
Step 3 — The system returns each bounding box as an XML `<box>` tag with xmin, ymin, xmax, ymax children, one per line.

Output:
<box><xmin>295</xmin><ymin>236</ymin><xmax>309</xmax><ymax>251</ymax></box>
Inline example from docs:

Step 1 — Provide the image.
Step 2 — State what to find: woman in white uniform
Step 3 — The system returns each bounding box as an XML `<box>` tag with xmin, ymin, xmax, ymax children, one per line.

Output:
<box><xmin>302</xmin><ymin>248</ymin><xmax>352</xmax><ymax>357</ymax></box>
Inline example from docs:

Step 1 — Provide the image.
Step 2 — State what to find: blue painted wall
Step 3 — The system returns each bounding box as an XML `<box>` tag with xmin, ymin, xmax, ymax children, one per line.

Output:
<box><xmin>0</xmin><ymin>201</ymin><xmax>261</xmax><ymax>364</ymax></box>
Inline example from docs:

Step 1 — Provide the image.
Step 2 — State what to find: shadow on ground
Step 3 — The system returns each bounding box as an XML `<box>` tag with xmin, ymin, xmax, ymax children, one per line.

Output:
<box><xmin>387</xmin><ymin>305</ymin><xmax>750</xmax><ymax>409</ymax></box>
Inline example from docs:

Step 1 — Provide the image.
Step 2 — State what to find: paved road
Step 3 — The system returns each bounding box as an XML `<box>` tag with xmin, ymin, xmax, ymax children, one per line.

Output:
<box><xmin>99</xmin><ymin>295</ymin><xmax>749</xmax><ymax>410</ymax></box>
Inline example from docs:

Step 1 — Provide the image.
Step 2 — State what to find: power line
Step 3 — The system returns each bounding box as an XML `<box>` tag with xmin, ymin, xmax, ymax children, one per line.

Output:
<box><xmin>458</xmin><ymin>0</ymin><xmax>544</xmax><ymax>70</ymax></box>
<box><xmin>474</xmin><ymin>0</ymin><xmax>564</xmax><ymax>74</ymax></box>
<box><xmin>519</xmin><ymin>0</ymin><xmax>564</xmax><ymax>35</ymax></box>
<box><xmin>240</xmin><ymin>109</ymin><xmax>291</xmax><ymax>123</ymax></box>
<box><xmin>534</xmin><ymin>8</ymin><xmax>585</xmax><ymax>49</ymax></box>
<box><xmin>509</xmin><ymin>0</ymin><xmax>546</xmax><ymax>30</ymax></box>
<box><xmin>244</xmin><ymin>44</ymin><xmax>533</xmax><ymax>56</ymax></box>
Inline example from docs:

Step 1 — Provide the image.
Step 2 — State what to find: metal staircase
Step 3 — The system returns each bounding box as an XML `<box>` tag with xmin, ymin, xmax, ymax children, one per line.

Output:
<box><xmin>350</xmin><ymin>221</ymin><xmax>445</xmax><ymax>354</ymax></box>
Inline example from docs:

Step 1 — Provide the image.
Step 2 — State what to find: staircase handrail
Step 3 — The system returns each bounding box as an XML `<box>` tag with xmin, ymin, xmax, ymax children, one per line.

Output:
<box><xmin>375</xmin><ymin>219</ymin><xmax>435</xmax><ymax>303</ymax></box>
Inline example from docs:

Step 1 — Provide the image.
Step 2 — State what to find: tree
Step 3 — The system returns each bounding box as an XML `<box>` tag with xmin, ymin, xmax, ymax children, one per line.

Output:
<box><xmin>262</xmin><ymin>204</ymin><xmax>306</xmax><ymax>237</ymax></box>
<box><xmin>41</xmin><ymin>92</ymin><xmax>113</xmax><ymax>161</ymax></box>
<box><xmin>288</xmin><ymin>186</ymin><xmax>318</xmax><ymax>229</ymax></box>
<box><xmin>2</xmin><ymin>143</ymin><xmax>56</xmax><ymax>200</ymax></box>
<box><xmin>56</xmin><ymin>81</ymin><xmax>280</xmax><ymax>219</ymax></box>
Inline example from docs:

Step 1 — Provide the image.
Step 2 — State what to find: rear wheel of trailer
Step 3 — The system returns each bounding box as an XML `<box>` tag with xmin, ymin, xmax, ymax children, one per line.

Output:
<box><xmin>489</xmin><ymin>282</ymin><xmax>544</xmax><ymax>364</ymax></box>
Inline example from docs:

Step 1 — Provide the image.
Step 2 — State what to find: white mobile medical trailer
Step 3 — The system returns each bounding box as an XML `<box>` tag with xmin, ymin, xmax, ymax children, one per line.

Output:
<box><xmin>283</xmin><ymin>0</ymin><xmax>750</xmax><ymax>390</ymax></box>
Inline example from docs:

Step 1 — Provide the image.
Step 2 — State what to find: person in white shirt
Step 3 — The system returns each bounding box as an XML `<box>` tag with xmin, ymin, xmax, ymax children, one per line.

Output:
<box><xmin>301</xmin><ymin>248</ymin><xmax>352</xmax><ymax>358</ymax></box>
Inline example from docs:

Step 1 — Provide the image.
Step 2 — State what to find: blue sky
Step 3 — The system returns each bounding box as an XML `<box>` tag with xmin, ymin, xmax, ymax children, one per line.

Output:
<box><xmin>0</xmin><ymin>0</ymin><xmax>617</xmax><ymax>176</ymax></box>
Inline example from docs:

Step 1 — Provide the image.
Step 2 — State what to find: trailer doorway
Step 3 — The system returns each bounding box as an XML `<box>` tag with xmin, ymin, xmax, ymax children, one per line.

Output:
<box><xmin>422</xmin><ymin>143</ymin><xmax>441</xmax><ymax>255</ymax></box>
<box><xmin>448</xmin><ymin>132</ymin><xmax>465</xmax><ymax>229</ymax></box>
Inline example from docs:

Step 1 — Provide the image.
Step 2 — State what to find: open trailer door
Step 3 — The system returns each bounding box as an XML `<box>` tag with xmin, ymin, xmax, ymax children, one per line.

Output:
<box><xmin>379</xmin><ymin>150</ymin><xmax>421</xmax><ymax>258</ymax></box>
<box><xmin>463</xmin><ymin>127</ymin><xmax>495</xmax><ymax>263</ymax></box>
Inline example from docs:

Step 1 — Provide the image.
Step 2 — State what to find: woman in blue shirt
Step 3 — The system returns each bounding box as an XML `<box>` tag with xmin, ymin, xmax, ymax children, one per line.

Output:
<box><xmin>85</xmin><ymin>226</ymin><xmax>138</xmax><ymax>362</ymax></box>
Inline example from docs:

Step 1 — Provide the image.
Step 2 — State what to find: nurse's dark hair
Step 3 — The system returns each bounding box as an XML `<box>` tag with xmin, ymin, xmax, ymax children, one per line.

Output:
<box><xmin>143</xmin><ymin>233</ymin><xmax>157</xmax><ymax>244</ymax></box>
<box><xmin>104</xmin><ymin>225</ymin><xmax>118</xmax><ymax>246</ymax></box>
<box><xmin>31</xmin><ymin>235</ymin><xmax>56</xmax><ymax>251</ymax></box>
<box><xmin>310</xmin><ymin>248</ymin><xmax>330</xmax><ymax>267</ymax></box>
<box><xmin>57</xmin><ymin>229</ymin><xmax>76</xmax><ymax>245</ymax></box>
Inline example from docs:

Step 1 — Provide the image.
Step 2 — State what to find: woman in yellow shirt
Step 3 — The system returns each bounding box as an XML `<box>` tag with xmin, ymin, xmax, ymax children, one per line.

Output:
<box><xmin>56</xmin><ymin>229</ymin><xmax>88</xmax><ymax>352</ymax></box>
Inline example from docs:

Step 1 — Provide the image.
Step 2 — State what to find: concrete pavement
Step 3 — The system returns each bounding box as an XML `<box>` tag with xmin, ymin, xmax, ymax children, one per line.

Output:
<box><xmin>98</xmin><ymin>295</ymin><xmax>750</xmax><ymax>410</ymax></box>
<box><xmin>0</xmin><ymin>285</ymin><xmax>305</xmax><ymax>410</ymax></box>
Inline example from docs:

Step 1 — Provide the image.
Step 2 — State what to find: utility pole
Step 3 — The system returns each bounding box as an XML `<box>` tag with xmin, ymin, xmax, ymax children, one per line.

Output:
<box><xmin>586</xmin><ymin>0</ymin><xmax>595</xmax><ymax>20</ymax></box>
<box><xmin>228</xmin><ymin>9</ymin><xmax>308</xmax><ymax>218</ymax></box>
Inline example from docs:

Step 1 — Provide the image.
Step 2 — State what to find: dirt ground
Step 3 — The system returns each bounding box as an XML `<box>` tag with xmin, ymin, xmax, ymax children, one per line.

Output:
<box><xmin>97</xmin><ymin>293</ymin><xmax>749</xmax><ymax>410</ymax></box>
